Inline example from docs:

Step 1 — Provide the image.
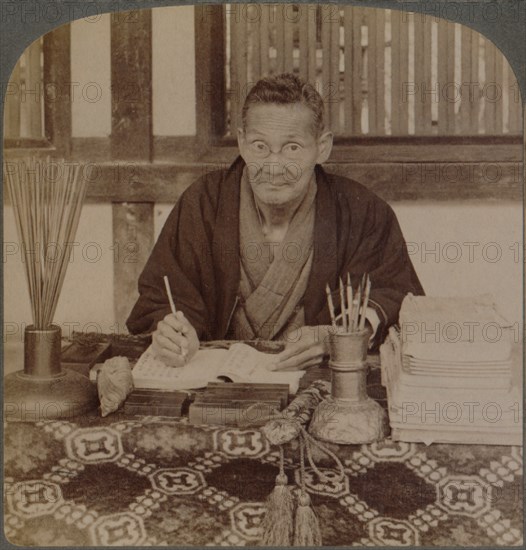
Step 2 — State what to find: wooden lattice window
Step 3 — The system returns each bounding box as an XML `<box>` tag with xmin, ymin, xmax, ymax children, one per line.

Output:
<box><xmin>4</xmin><ymin>38</ymin><xmax>45</xmax><ymax>140</ymax></box>
<box><xmin>225</xmin><ymin>4</ymin><xmax>522</xmax><ymax>137</ymax></box>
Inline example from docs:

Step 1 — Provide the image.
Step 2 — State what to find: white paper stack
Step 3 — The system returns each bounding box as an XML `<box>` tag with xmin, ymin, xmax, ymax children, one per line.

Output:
<box><xmin>380</xmin><ymin>295</ymin><xmax>522</xmax><ymax>445</ymax></box>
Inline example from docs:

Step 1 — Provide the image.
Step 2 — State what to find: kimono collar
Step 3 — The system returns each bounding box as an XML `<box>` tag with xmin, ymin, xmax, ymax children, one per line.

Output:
<box><xmin>213</xmin><ymin>156</ymin><xmax>338</xmax><ymax>335</ymax></box>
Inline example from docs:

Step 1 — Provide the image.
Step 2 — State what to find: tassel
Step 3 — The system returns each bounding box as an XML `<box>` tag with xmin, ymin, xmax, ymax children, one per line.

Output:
<box><xmin>293</xmin><ymin>437</ymin><xmax>322</xmax><ymax>546</ymax></box>
<box><xmin>294</xmin><ymin>493</ymin><xmax>322</xmax><ymax>546</ymax></box>
<box><xmin>260</xmin><ymin>446</ymin><xmax>294</xmax><ymax>546</ymax></box>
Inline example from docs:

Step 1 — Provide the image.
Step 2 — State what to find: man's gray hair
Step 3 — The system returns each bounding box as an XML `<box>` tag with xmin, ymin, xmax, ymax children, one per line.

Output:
<box><xmin>241</xmin><ymin>73</ymin><xmax>325</xmax><ymax>136</ymax></box>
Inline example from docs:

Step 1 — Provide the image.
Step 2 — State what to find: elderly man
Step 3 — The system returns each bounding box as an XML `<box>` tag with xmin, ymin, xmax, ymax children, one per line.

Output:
<box><xmin>127</xmin><ymin>73</ymin><xmax>423</xmax><ymax>370</ymax></box>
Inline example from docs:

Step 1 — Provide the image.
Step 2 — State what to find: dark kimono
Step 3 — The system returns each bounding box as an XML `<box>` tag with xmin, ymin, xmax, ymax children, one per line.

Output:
<box><xmin>126</xmin><ymin>156</ymin><xmax>424</xmax><ymax>349</ymax></box>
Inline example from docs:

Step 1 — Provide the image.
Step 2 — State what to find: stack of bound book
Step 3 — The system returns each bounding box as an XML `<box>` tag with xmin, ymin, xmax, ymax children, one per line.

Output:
<box><xmin>188</xmin><ymin>382</ymin><xmax>289</xmax><ymax>426</ymax></box>
<box><xmin>380</xmin><ymin>295</ymin><xmax>522</xmax><ymax>445</ymax></box>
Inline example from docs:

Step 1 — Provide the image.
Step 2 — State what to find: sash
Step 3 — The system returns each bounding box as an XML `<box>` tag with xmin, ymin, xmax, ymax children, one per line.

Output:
<box><xmin>231</xmin><ymin>168</ymin><xmax>316</xmax><ymax>340</ymax></box>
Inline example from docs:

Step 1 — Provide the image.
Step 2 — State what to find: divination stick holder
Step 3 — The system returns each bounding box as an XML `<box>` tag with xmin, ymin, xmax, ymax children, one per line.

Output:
<box><xmin>4</xmin><ymin>325</ymin><xmax>98</xmax><ymax>422</ymax></box>
<box><xmin>308</xmin><ymin>330</ymin><xmax>388</xmax><ymax>444</ymax></box>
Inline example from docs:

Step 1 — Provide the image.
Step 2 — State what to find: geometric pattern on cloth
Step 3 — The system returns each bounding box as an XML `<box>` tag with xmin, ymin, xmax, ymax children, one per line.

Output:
<box><xmin>4</xmin><ymin>413</ymin><xmax>523</xmax><ymax>546</ymax></box>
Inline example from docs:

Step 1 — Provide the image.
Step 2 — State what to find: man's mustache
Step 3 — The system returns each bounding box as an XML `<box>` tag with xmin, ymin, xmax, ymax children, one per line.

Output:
<box><xmin>246</xmin><ymin>162</ymin><xmax>303</xmax><ymax>182</ymax></box>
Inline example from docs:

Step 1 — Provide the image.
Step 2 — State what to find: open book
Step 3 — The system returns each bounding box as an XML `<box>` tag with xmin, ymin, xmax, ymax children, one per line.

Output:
<box><xmin>131</xmin><ymin>343</ymin><xmax>304</xmax><ymax>394</ymax></box>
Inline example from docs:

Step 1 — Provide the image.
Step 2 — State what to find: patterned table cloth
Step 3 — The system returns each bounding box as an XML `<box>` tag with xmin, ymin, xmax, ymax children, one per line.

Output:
<box><xmin>4</xmin><ymin>409</ymin><xmax>523</xmax><ymax>547</ymax></box>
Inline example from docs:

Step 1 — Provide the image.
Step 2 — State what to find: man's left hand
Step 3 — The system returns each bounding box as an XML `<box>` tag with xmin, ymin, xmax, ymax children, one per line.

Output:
<box><xmin>268</xmin><ymin>326</ymin><xmax>329</xmax><ymax>371</ymax></box>
<box><xmin>267</xmin><ymin>322</ymin><xmax>375</xmax><ymax>371</ymax></box>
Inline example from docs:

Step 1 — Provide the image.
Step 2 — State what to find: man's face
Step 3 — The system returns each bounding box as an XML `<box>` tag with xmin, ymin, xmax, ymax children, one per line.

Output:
<box><xmin>237</xmin><ymin>103</ymin><xmax>333</xmax><ymax>209</ymax></box>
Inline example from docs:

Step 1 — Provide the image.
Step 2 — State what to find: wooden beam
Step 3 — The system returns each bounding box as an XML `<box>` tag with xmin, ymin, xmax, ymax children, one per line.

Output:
<box><xmin>71</xmin><ymin>135</ymin><xmax>199</xmax><ymax>163</ymax></box>
<box><xmin>414</xmin><ymin>15</ymin><xmax>432</xmax><ymax>134</ymax></box>
<box><xmin>249</xmin><ymin>5</ymin><xmax>261</xmax><ymax>81</ymax></box>
<box><xmin>78</xmin><ymin>140</ymin><xmax>522</xmax><ymax>204</ymax></box>
<box><xmin>109</xmin><ymin>8</ymin><xmax>154</xmax><ymax>331</ymax></box>
<box><xmin>329</xmin><ymin>7</ymin><xmax>341</xmax><ymax>133</ymax></box>
<box><xmin>3</xmin><ymin>138</ymin><xmax>52</xmax><ymax>151</ymax></box>
<box><xmin>275</xmin><ymin>5</ymin><xmax>285</xmax><ymax>73</ymax></box>
<box><xmin>43</xmin><ymin>24</ymin><xmax>72</xmax><ymax>157</ymax></box>
<box><xmin>508</xmin><ymin>61</ymin><xmax>521</xmax><ymax>134</ymax></box>
<box><xmin>307</xmin><ymin>5</ymin><xmax>317</xmax><ymax>83</ymax></box>
<box><xmin>71</xmin><ymin>137</ymin><xmax>112</xmax><ymax>162</ymax></box>
<box><xmin>299</xmin><ymin>5</ymin><xmax>309</xmax><ymax>81</ymax></box>
<box><xmin>152</xmin><ymin>136</ymin><xmax>200</xmax><ymax>162</ymax></box>
<box><xmin>202</xmin><ymin>4</ymin><xmax>226</xmax><ymax>138</ymax></box>
<box><xmin>5</xmin><ymin>60</ymin><xmax>21</xmax><ymax>139</ymax></box>
<box><xmin>112</xmin><ymin>203</ymin><xmax>154</xmax><ymax>332</ymax></box>
<box><xmin>283</xmin><ymin>7</ymin><xmax>294</xmax><ymax>73</ymax></box>
<box><xmin>364</xmin><ymin>8</ymin><xmax>386</xmax><ymax>135</ymax></box>
<box><xmin>391</xmin><ymin>10</ymin><xmax>409</xmax><ymax>136</ymax></box>
<box><xmin>460</xmin><ymin>25</ymin><xmax>479</xmax><ymax>135</ymax></box>
<box><xmin>484</xmin><ymin>38</ymin><xmax>497</xmax><ymax>135</ymax></box>
<box><xmin>228</xmin><ymin>5</ymin><xmax>241</xmax><ymax>133</ymax></box>
<box><xmin>26</xmin><ymin>39</ymin><xmax>43</xmax><ymax>138</ymax></box>
<box><xmin>437</xmin><ymin>18</ymin><xmax>455</xmax><ymax>135</ymax></box>
<box><xmin>326</xmin><ymin>161</ymin><xmax>522</xmax><ymax>201</ymax></box>
<box><xmin>351</xmin><ymin>6</ymin><xmax>364</xmax><ymax>135</ymax></box>
<box><xmin>260</xmin><ymin>5</ymin><xmax>270</xmax><ymax>76</ymax></box>
<box><xmin>83</xmin><ymin>161</ymin><xmax>520</xmax><ymax>202</ymax></box>
<box><xmin>469</xmin><ymin>28</ymin><xmax>480</xmax><ymax>134</ymax></box>
<box><xmin>321</xmin><ymin>6</ymin><xmax>331</xmax><ymax>123</ymax></box>
<box><xmin>5</xmin><ymin>146</ymin><xmax>519</xmax><ymax>205</ymax></box>
<box><xmin>110</xmin><ymin>9</ymin><xmax>152</xmax><ymax>160</ymax></box>
<box><xmin>77</xmin><ymin>138</ymin><xmax>523</xmax><ymax>166</ymax></box>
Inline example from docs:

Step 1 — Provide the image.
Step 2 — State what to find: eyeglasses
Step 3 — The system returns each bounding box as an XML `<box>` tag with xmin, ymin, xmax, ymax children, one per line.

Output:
<box><xmin>245</xmin><ymin>140</ymin><xmax>306</xmax><ymax>160</ymax></box>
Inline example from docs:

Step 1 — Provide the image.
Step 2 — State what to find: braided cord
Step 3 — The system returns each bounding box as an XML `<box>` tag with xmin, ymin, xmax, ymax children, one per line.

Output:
<box><xmin>299</xmin><ymin>436</ymin><xmax>307</xmax><ymax>495</ymax></box>
<box><xmin>300</xmin><ymin>426</ymin><xmax>346</xmax><ymax>483</ymax></box>
<box><xmin>279</xmin><ymin>445</ymin><xmax>285</xmax><ymax>477</ymax></box>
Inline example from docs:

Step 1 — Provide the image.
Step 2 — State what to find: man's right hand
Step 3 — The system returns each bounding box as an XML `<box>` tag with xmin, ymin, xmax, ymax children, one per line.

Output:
<box><xmin>151</xmin><ymin>311</ymin><xmax>199</xmax><ymax>367</ymax></box>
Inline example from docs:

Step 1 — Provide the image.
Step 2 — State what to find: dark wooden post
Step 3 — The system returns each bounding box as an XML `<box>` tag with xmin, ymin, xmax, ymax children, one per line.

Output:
<box><xmin>110</xmin><ymin>8</ymin><xmax>154</xmax><ymax>332</ymax></box>
<box><xmin>195</xmin><ymin>4</ymin><xmax>226</xmax><ymax>145</ymax></box>
<box><xmin>43</xmin><ymin>24</ymin><xmax>72</xmax><ymax>157</ymax></box>
<box><xmin>110</xmin><ymin>9</ymin><xmax>153</xmax><ymax>160</ymax></box>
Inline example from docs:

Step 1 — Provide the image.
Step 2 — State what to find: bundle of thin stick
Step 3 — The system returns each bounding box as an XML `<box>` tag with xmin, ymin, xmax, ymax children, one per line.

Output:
<box><xmin>325</xmin><ymin>273</ymin><xmax>371</xmax><ymax>332</ymax></box>
<box><xmin>4</xmin><ymin>157</ymin><xmax>88</xmax><ymax>329</ymax></box>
